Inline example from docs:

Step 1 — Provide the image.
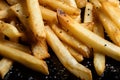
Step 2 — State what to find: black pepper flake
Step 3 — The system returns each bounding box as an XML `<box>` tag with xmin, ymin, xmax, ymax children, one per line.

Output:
<box><xmin>104</xmin><ymin>44</ymin><xmax>107</xmax><ymax>46</ymax></box>
<box><xmin>88</xmin><ymin>8</ymin><xmax>90</xmax><ymax>10</ymax></box>
<box><xmin>59</xmin><ymin>31</ymin><xmax>62</xmax><ymax>33</ymax></box>
<box><xmin>66</xmin><ymin>29</ymin><xmax>69</xmax><ymax>32</ymax></box>
<box><xmin>88</xmin><ymin>14</ymin><xmax>90</xmax><ymax>16</ymax></box>
<box><xmin>66</xmin><ymin>20</ymin><xmax>69</xmax><ymax>22</ymax></box>
<box><xmin>25</xmin><ymin>16</ymin><xmax>29</xmax><ymax>19</ymax></box>
<box><xmin>16</xmin><ymin>10</ymin><xmax>19</xmax><ymax>12</ymax></box>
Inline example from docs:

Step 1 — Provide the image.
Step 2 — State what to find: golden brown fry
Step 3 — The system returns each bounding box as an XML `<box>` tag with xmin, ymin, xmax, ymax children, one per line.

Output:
<box><xmin>75</xmin><ymin>0</ymin><xmax>87</xmax><ymax>8</ymax></box>
<box><xmin>39</xmin><ymin>0</ymin><xmax>80</xmax><ymax>15</ymax></box>
<box><xmin>0</xmin><ymin>8</ymin><xmax>14</xmax><ymax>19</ymax></box>
<box><xmin>6</xmin><ymin>0</ymin><xmax>19</xmax><ymax>5</ymax></box>
<box><xmin>63</xmin><ymin>42</ymin><xmax>83</xmax><ymax>62</ymax></box>
<box><xmin>89</xmin><ymin>0</ymin><xmax>101</xmax><ymax>8</ymax></box>
<box><xmin>97</xmin><ymin>10</ymin><xmax>120</xmax><ymax>46</ymax></box>
<box><xmin>101</xmin><ymin>2</ymin><xmax>120</xmax><ymax>30</ymax></box>
<box><xmin>45</xmin><ymin>25</ymin><xmax>92</xmax><ymax>80</ymax></box>
<box><xmin>93</xmin><ymin>19</ymin><xmax>105</xmax><ymax>76</ymax></box>
<box><xmin>57</xmin><ymin>10</ymin><xmax>120</xmax><ymax>61</ymax></box>
<box><xmin>61</xmin><ymin>0</ymin><xmax>77</xmax><ymax>8</ymax></box>
<box><xmin>26</xmin><ymin>0</ymin><xmax>46</xmax><ymax>39</ymax></box>
<box><xmin>0</xmin><ymin>39</ymin><xmax>31</xmax><ymax>53</ymax></box>
<box><xmin>51</xmin><ymin>24</ymin><xmax>90</xmax><ymax>57</ymax></box>
<box><xmin>40</xmin><ymin>6</ymin><xmax>57</xmax><ymax>23</ymax></box>
<box><xmin>81</xmin><ymin>22</ymin><xmax>94</xmax><ymax>31</ymax></box>
<box><xmin>0</xmin><ymin>0</ymin><xmax>9</xmax><ymax>10</ymax></box>
<box><xmin>0</xmin><ymin>58</ymin><xmax>12</xmax><ymax>79</ymax></box>
<box><xmin>0</xmin><ymin>20</ymin><xmax>22</xmax><ymax>42</ymax></box>
<box><xmin>11</xmin><ymin>3</ymin><xmax>50</xmax><ymax>59</ymax></box>
<box><xmin>0</xmin><ymin>43</ymin><xmax>49</xmax><ymax>75</ymax></box>
<box><xmin>26</xmin><ymin>0</ymin><xmax>49</xmax><ymax>59</ymax></box>
<box><xmin>84</xmin><ymin>2</ymin><xmax>93</xmax><ymax>23</ymax></box>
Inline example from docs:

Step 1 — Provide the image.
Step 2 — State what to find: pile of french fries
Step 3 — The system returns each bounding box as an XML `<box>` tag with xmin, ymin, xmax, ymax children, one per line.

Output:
<box><xmin>0</xmin><ymin>0</ymin><xmax>120</xmax><ymax>80</ymax></box>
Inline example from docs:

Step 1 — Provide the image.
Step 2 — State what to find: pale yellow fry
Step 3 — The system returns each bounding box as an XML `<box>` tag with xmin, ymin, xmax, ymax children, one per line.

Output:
<box><xmin>0</xmin><ymin>43</ymin><xmax>49</xmax><ymax>75</ymax></box>
<box><xmin>93</xmin><ymin>19</ymin><xmax>105</xmax><ymax>76</ymax></box>
<box><xmin>57</xmin><ymin>10</ymin><xmax>120</xmax><ymax>61</ymax></box>
<box><xmin>97</xmin><ymin>10</ymin><xmax>120</xmax><ymax>46</ymax></box>
<box><xmin>101</xmin><ymin>2</ymin><xmax>120</xmax><ymax>30</ymax></box>
<box><xmin>84</xmin><ymin>2</ymin><xmax>93</xmax><ymax>23</ymax></box>
<box><xmin>51</xmin><ymin>24</ymin><xmax>90</xmax><ymax>58</ymax></box>
<box><xmin>0</xmin><ymin>40</ymin><xmax>31</xmax><ymax>53</ymax></box>
<box><xmin>0</xmin><ymin>58</ymin><xmax>12</xmax><ymax>79</ymax></box>
<box><xmin>39</xmin><ymin>0</ymin><xmax>80</xmax><ymax>15</ymax></box>
<box><xmin>63</xmin><ymin>42</ymin><xmax>83</xmax><ymax>62</ymax></box>
<box><xmin>45</xmin><ymin>25</ymin><xmax>92</xmax><ymax>80</ymax></box>
<box><xmin>75</xmin><ymin>0</ymin><xmax>87</xmax><ymax>8</ymax></box>
<box><xmin>0</xmin><ymin>21</ymin><xmax>22</xmax><ymax>41</ymax></box>
<box><xmin>26</xmin><ymin>0</ymin><xmax>46</xmax><ymax>39</ymax></box>
<box><xmin>40</xmin><ymin>6</ymin><xmax>57</xmax><ymax>23</ymax></box>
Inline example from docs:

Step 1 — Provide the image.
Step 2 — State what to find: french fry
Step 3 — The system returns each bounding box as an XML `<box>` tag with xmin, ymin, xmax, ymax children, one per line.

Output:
<box><xmin>81</xmin><ymin>22</ymin><xmax>94</xmax><ymax>31</ymax></box>
<box><xmin>45</xmin><ymin>25</ymin><xmax>92</xmax><ymax>80</ymax></box>
<box><xmin>6</xmin><ymin>0</ymin><xmax>19</xmax><ymax>5</ymax></box>
<box><xmin>0</xmin><ymin>8</ymin><xmax>15</xmax><ymax>19</ymax></box>
<box><xmin>75</xmin><ymin>0</ymin><xmax>87</xmax><ymax>8</ymax></box>
<box><xmin>97</xmin><ymin>10</ymin><xmax>120</xmax><ymax>46</ymax></box>
<box><xmin>0</xmin><ymin>20</ymin><xmax>22</xmax><ymax>42</ymax></box>
<box><xmin>0</xmin><ymin>39</ymin><xmax>31</xmax><ymax>53</ymax></box>
<box><xmin>40</xmin><ymin>6</ymin><xmax>57</xmax><ymax>23</ymax></box>
<box><xmin>57</xmin><ymin>10</ymin><xmax>120</xmax><ymax>61</ymax></box>
<box><xmin>63</xmin><ymin>42</ymin><xmax>83</xmax><ymax>62</ymax></box>
<box><xmin>101</xmin><ymin>2</ymin><xmax>120</xmax><ymax>30</ymax></box>
<box><xmin>0</xmin><ymin>43</ymin><xmax>49</xmax><ymax>75</ymax></box>
<box><xmin>26</xmin><ymin>0</ymin><xmax>46</xmax><ymax>39</ymax></box>
<box><xmin>26</xmin><ymin>0</ymin><xmax>49</xmax><ymax>59</ymax></box>
<box><xmin>0</xmin><ymin>58</ymin><xmax>12</xmax><ymax>79</ymax></box>
<box><xmin>51</xmin><ymin>24</ymin><xmax>90</xmax><ymax>57</ymax></box>
<box><xmin>89</xmin><ymin>0</ymin><xmax>101</xmax><ymax>8</ymax></box>
<box><xmin>84</xmin><ymin>2</ymin><xmax>93</xmax><ymax>23</ymax></box>
<box><xmin>93</xmin><ymin>18</ymin><xmax>105</xmax><ymax>76</ymax></box>
<box><xmin>11</xmin><ymin>3</ymin><xmax>50</xmax><ymax>59</ymax></box>
<box><xmin>0</xmin><ymin>0</ymin><xmax>9</xmax><ymax>10</ymax></box>
<box><xmin>39</xmin><ymin>0</ymin><xmax>80</xmax><ymax>15</ymax></box>
<box><xmin>61</xmin><ymin>0</ymin><xmax>77</xmax><ymax>8</ymax></box>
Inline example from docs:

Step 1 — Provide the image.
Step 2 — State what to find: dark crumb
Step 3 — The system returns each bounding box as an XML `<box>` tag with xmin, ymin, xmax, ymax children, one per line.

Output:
<box><xmin>59</xmin><ymin>31</ymin><xmax>62</xmax><ymax>33</ymax></box>
<box><xmin>104</xmin><ymin>44</ymin><xmax>107</xmax><ymax>47</ymax></box>
<box><xmin>16</xmin><ymin>10</ymin><xmax>19</xmax><ymax>12</ymax></box>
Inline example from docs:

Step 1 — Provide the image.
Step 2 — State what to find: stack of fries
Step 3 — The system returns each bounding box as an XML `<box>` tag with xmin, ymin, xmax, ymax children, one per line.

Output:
<box><xmin>0</xmin><ymin>0</ymin><xmax>120</xmax><ymax>80</ymax></box>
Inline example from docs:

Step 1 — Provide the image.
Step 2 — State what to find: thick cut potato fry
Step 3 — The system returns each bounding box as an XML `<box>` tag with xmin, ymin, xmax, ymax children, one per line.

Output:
<box><xmin>63</xmin><ymin>42</ymin><xmax>83</xmax><ymax>62</ymax></box>
<box><xmin>45</xmin><ymin>25</ymin><xmax>92</xmax><ymax>80</ymax></box>
<box><xmin>39</xmin><ymin>0</ymin><xmax>80</xmax><ymax>15</ymax></box>
<box><xmin>93</xmin><ymin>19</ymin><xmax>105</xmax><ymax>76</ymax></box>
<box><xmin>51</xmin><ymin>24</ymin><xmax>90</xmax><ymax>57</ymax></box>
<box><xmin>61</xmin><ymin>0</ymin><xmax>77</xmax><ymax>8</ymax></box>
<box><xmin>75</xmin><ymin>0</ymin><xmax>87</xmax><ymax>8</ymax></box>
<box><xmin>6</xmin><ymin>0</ymin><xmax>19</xmax><ymax>5</ymax></box>
<box><xmin>0</xmin><ymin>21</ymin><xmax>22</xmax><ymax>41</ymax></box>
<box><xmin>101</xmin><ymin>2</ymin><xmax>120</xmax><ymax>30</ymax></box>
<box><xmin>26</xmin><ymin>0</ymin><xmax>46</xmax><ymax>39</ymax></box>
<box><xmin>0</xmin><ymin>40</ymin><xmax>31</xmax><ymax>53</ymax></box>
<box><xmin>0</xmin><ymin>58</ymin><xmax>12</xmax><ymax>79</ymax></box>
<box><xmin>0</xmin><ymin>0</ymin><xmax>9</xmax><ymax>10</ymax></box>
<box><xmin>11</xmin><ymin>3</ymin><xmax>50</xmax><ymax>59</ymax></box>
<box><xmin>89</xmin><ymin>0</ymin><xmax>101</xmax><ymax>8</ymax></box>
<box><xmin>97</xmin><ymin>10</ymin><xmax>120</xmax><ymax>46</ymax></box>
<box><xmin>0</xmin><ymin>8</ymin><xmax>14</xmax><ymax>19</ymax></box>
<box><xmin>40</xmin><ymin>6</ymin><xmax>57</xmax><ymax>23</ymax></box>
<box><xmin>57</xmin><ymin>10</ymin><xmax>120</xmax><ymax>61</ymax></box>
<box><xmin>84</xmin><ymin>2</ymin><xmax>93</xmax><ymax>23</ymax></box>
<box><xmin>0</xmin><ymin>43</ymin><xmax>49</xmax><ymax>75</ymax></box>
